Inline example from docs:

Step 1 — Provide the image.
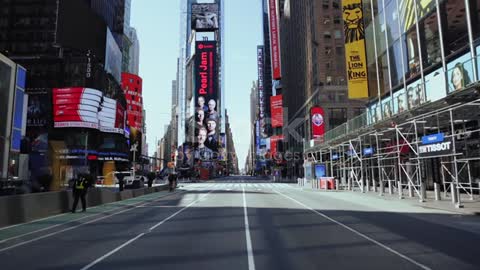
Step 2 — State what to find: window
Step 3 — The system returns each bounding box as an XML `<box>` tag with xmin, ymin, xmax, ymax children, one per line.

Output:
<box><xmin>323</xmin><ymin>16</ymin><xmax>331</xmax><ymax>24</ymax></box>
<box><xmin>418</xmin><ymin>10</ymin><xmax>441</xmax><ymax>69</ymax></box>
<box><xmin>379</xmin><ymin>52</ymin><xmax>390</xmax><ymax>94</ymax></box>
<box><xmin>470</xmin><ymin>0</ymin><xmax>480</xmax><ymax>40</ymax></box>
<box><xmin>323</xmin><ymin>0</ymin><xmax>329</xmax><ymax>9</ymax></box>
<box><xmin>334</xmin><ymin>30</ymin><xmax>341</xmax><ymax>39</ymax></box>
<box><xmin>329</xmin><ymin>108</ymin><xmax>347</xmax><ymax>129</ymax></box>
<box><xmin>335</xmin><ymin>46</ymin><xmax>343</xmax><ymax>56</ymax></box>
<box><xmin>334</xmin><ymin>16</ymin><xmax>341</xmax><ymax>24</ymax></box>
<box><xmin>405</xmin><ymin>27</ymin><xmax>420</xmax><ymax>79</ymax></box>
<box><xmin>389</xmin><ymin>39</ymin><xmax>405</xmax><ymax>87</ymax></box>
<box><xmin>440</xmin><ymin>0</ymin><xmax>469</xmax><ymax>56</ymax></box>
<box><xmin>324</xmin><ymin>31</ymin><xmax>331</xmax><ymax>39</ymax></box>
<box><xmin>325</xmin><ymin>46</ymin><xmax>332</xmax><ymax>56</ymax></box>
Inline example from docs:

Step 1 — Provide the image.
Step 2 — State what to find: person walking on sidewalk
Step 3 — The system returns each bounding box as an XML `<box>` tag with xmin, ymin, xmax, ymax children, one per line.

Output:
<box><xmin>167</xmin><ymin>162</ymin><xmax>178</xmax><ymax>192</ymax></box>
<box><xmin>71</xmin><ymin>174</ymin><xmax>91</xmax><ymax>213</ymax></box>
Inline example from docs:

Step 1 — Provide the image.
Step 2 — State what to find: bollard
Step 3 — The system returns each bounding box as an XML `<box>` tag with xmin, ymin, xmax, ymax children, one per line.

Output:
<box><xmin>388</xmin><ymin>180</ymin><xmax>393</xmax><ymax>195</ymax></box>
<box><xmin>451</xmin><ymin>183</ymin><xmax>458</xmax><ymax>204</ymax></box>
<box><xmin>434</xmin><ymin>183</ymin><xmax>441</xmax><ymax>201</ymax></box>
<box><xmin>373</xmin><ymin>179</ymin><xmax>377</xmax><ymax>193</ymax></box>
<box><xmin>408</xmin><ymin>181</ymin><xmax>414</xmax><ymax>197</ymax></box>
<box><xmin>335</xmin><ymin>179</ymin><xmax>339</xmax><ymax>191</ymax></box>
<box><xmin>398</xmin><ymin>181</ymin><xmax>404</xmax><ymax>199</ymax></box>
<box><xmin>366</xmin><ymin>179</ymin><xmax>370</xmax><ymax>192</ymax></box>
<box><xmin>347</xmin><ymin>178</ymin><xmax>351</xmax><ymax>191</ymax></box>
<box><xmin>420</xmin><ymin>182</ymin><xmax>426</xmax><ymax>202</ymax></box>
<box><xmin>379</xmin><ymin>180</ymin><xmax>384</xmax><ymax>196</ymax></box>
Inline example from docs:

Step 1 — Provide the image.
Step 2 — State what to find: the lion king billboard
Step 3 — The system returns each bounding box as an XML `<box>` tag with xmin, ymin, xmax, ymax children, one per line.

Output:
<box><xmin>343</xmin><ymin>0</ymin><xmax>369</xmax><ymax>99</ymax></box>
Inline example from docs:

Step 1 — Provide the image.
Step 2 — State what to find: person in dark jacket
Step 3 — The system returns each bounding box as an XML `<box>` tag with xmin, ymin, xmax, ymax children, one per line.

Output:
<box><xmin>71</xmin><ymin>174</ymin><xmax>91</xmax><ymax>213</ymax></box>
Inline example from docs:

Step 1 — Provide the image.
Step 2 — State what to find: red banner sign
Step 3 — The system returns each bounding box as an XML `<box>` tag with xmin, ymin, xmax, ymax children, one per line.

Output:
<box><xmin>311</xmin><ymin>106</ymin><xmax>325</xmax><ymax>139</ymax></box>
<box><xmin>268</xmin><ymin>0</ymin><xmax>281</xmax><ymax>80</ymax></box>
<box><xmin>270</xmin><ymin>95</ymin><xmax>283</xmax><ymax>128</ymax></box>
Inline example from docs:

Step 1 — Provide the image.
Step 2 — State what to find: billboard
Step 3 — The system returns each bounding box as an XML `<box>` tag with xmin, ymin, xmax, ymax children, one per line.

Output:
<box><xmin>194</xmin><ymin>41</ymin><xmax>218</xmax><ymax>163</ymax></box>
<box><xmin>257</xmin><ymin>46</ymin><xmax>268</xmax><ymax>138</ymax></box>
<box><xmin>53</xmin><ymin>87</ymin><xmax>125</xmax><ymax>134</ymax></box>
<box><xmin>191</xmin><ymin>3</ymin><xmax>219</xmax><ymax>31</ymax></box>
<box><xmin>311</xmin><ymin>106</ymin><xmax>325</xmax><ymax>139</ymax></box>
<box><xmin>343</xmin><ymin>0</ymin><xmax>369</xmax><ymax>99</ymax></box>
<box><xmin>270</xmin><ymin>95</ymin><xmax>283</xmax><ymax>128</ymax></box>
<box><xmin>105</xmin><ymin>28</ymin><xmax>122</xmax><ymax>83</ymax></box>
<box><xmin>268</xmin><ymin>0</ymin><xmax>282</xmax><ymax>80</ymax></box>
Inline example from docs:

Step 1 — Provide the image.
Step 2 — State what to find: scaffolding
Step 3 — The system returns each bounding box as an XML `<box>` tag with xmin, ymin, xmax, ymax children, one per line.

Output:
<box><xmin>305</xmin><ymin>97</ymin><xmax>480</xmax><ymax>207</ymax></box>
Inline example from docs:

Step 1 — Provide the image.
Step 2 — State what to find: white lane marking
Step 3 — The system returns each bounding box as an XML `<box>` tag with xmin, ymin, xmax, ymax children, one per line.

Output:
<box><xmin>80</xmin><ymin>233</ymin><xmax>145</xmax><ymax>270</ymax></box>
<box><xmin>242</xmin><ymin>186</ymin><xmax>256</xmax><ymax>270</ymax></box>
<box><xmin>80</xmin><ymin>189</ymin><xmax>214</xmax><ymax>270</ymax></box>
<box><xmin>0</xmin><ymin>192</ymin><xmax>171</xmax><ymax>243</ymax></box>
<box><xmin>274</xmin><ymin>189</ymin><xmax>432</xmax><ymax>270</ymax></box>
<box><xmin>0</xmin><ymin>190</ymin><xmax>187</xmax><ymax>253</ymax></box>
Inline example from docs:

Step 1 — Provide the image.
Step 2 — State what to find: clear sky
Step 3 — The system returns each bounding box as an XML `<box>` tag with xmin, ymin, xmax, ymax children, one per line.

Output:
<box><xmin>131</xmin><ymin>0</ymin><xmax>263</xmax><ymax>170</ymax></box>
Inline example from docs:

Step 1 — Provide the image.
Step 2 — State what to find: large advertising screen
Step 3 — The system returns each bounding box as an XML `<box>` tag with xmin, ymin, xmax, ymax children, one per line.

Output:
<box><xmin>53</xmin><ymin>87</ymin><xmax>125</xmax><ymax>134</ymax></box>
<box><xmin>447</xmin><ymin>52</ymin><xmax>474</xmax><ymax>94</ymax></box>
<box><xmin>343</xmin><ymin>0</ymin><xmax>369</xmax><ymax>99</ymax></box>
<box><xmin>257</xmin><ymin>46</ymin><xmax>268</xmax><ymax>138</ymax></box>
<box><xmin>194</xmin><ymin>41</ymin><xmax>218</xmax><ymax>164</ymax></box>
<box><xmin>270</xmin><ymin>94</ymin><xmax>283</xmax><ymax>128</ymax></box>
<box><xmin>311</xmin><ymin>106</ymin><xmax>325</xmax><ymax>139</ymax></box>
<box><xmin>268</xmin><ymin>0</ymin><xmax>282</xmax><ymax>80</ymax></box>
<box><xmin>191</xmin><ymin>3</ymin><xmax>219</xmax><ymax>31</ymax></box>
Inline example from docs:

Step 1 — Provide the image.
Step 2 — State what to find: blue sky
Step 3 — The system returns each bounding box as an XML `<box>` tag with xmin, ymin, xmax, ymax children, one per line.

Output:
<box><xmin>131</xmin><ymin>0</ymin><xmax>263</xmax><ymax>170</ymax></box>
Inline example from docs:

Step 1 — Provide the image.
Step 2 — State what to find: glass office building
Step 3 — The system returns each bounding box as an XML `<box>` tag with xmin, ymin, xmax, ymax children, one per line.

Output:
<box><xmin>365</xmin><ymin>0</ymin><xmax>480</xmax><ymax>120</ymax></box>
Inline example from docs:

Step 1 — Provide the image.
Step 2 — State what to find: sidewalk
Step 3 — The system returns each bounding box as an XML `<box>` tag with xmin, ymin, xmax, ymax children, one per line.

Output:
<box><xmin>298</xmin><ymin>181</ymin><xmax>480</xmax><ymax>216</ymax></box>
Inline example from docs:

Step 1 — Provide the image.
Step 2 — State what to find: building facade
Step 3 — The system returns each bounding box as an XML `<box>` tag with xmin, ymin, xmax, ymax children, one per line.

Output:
<box><xmin>0</xmin><ymin>0</ymin><xmax>128</xmax><ymax>190</ymax></box>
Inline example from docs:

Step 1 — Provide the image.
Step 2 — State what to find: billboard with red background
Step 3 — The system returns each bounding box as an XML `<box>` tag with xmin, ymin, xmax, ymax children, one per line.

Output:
<box><xmin>270</xmin><ymin>95</ymin><xmax>283</xmax><ymax>128</ymax></box>
<box><xmin>52</xmin><ymin>87</ymin><xmax>125</xmax><ymax>134</ymax></box>
<box><xmin>311</xmin><ymin>106</ymin><xmax>325</xmax><ymax>139</ymax></box>
<box><xmin>268</xmin><ymin>0</ymin><xmax>282</xmax><ymax>80</ymax></box>
<box><xmin>121</xmin><ymin>73</ymin><xmax>143</xmax><ymax>130</ymax></box>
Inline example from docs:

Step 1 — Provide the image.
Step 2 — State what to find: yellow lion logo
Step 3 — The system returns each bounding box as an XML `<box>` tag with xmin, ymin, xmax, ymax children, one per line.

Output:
<box><xmin>343</xmin><ymin>3</ymin><xmax>365</xmax><ymax>43</ymax></box>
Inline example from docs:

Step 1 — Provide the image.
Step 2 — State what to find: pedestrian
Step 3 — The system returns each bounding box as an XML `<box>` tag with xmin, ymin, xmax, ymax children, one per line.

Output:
<box><xmin>71</xmin><ymin>173</ymin><xmax>91</xmax><ymax>213</ymax></box>
<box><xmin>167</xmin><ymin>162</ymin><xmax>178</xmax><ymax>192</ymax></box>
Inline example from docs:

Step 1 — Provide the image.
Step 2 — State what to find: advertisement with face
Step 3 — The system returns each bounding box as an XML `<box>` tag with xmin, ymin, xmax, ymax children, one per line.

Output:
<box><xmin>194</xmin><ymin>41</ymin><xmax>218</xmax><ymax>164</ymax></box>
<box><xmin>447</xmin><ymin>52</ymin><xmax>473</xmax><ymax>93</ymax></box>
<box><xmin>311</xmin><ymin>106</ymin><xmax>325</xmax><ymax>139</ymax></box>
<box><xmin>406</xmin><ymin>79</ymin><xmax>424</xmax><ymax>110</ymax></box>
<box><xmin>367</xmin><ymin>103</ymin><xmax>377</xmax><ymax>125</ymax></box>
<box><xmin>381</xmin><ymin>96</ymin><xmax>393</xmax><ymax>119</ymax></box>
<box><xmin>191</xmin><ymin>3</ymin><xmax>219</xmax><ymax>31</ymax></box>
<box><xmin>393</xmin><ymin>88</ymin><xmax>406</xmax><ymax>115</ymax></box>
<box><xmin>424</xmin><ymin>68</ymin><xmax>446</xmax><ymax>103</ymax></box>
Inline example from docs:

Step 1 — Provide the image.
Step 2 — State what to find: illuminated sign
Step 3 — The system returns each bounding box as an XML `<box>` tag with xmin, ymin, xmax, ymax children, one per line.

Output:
<box><xmin>311</xmin><ymin>106</ymin><xmax>325</xmax><ymax>139</ymax></box>
<box><xmin>343</xmin><ymin>0</ymin><xmax>369</xmax><ymax>99</ymax></box>
<box><xmin>53</xmin><ymin>87</ymin><xmax>125</xmax><ymax>134</ymax></box>
<box><xmin>191</xmin><ymin>3</ymin><xmax>219</xmax><ymax>31</ymax></box>
<box><xmin>270</xmin><ymin>95</ymin><xmax>283</xmax><ymax>128</ymax></box>
<box><xmin>268</xmin><ymin>0</ymin><xmax>282</xmax><ymax>79</ymax></box>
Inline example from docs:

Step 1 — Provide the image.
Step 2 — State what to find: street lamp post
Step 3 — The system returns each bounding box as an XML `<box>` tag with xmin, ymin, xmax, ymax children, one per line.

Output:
<box><xmin>130</xmin><ymin>142</ymin><xmax>138</xmax><ymax>181</ymax></box>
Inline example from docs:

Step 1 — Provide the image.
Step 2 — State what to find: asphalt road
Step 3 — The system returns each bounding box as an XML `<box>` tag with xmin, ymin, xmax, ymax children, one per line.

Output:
<box><xmin>0</xmin><ymin>180</ymin><xmax>479</xmax><ymax>270</ymax></box>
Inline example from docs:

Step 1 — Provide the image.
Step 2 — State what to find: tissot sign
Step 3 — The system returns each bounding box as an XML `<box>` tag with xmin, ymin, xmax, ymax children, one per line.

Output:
<box><xmin>419</xmin><ymin>133</ymin><xmax>452</xmax><ymax>157</ymax></box>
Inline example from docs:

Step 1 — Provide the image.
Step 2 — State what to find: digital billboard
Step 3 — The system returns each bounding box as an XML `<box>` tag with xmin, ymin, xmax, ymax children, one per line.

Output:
<box><xmin>447</xmin><ymin>52</ymin><xmax>474</xmax><ymax>94</ymax></box>
<box><xmin>191</xmin><ymin>3</ymin><xmax>219</xmax><ymax>31</ymax></box>
<box><xmin>270</xmin><ymin>94</ymin><xmax>283</xmax><ymax>128</ymax></box>
<box><xmin>311</xmin><ymin>106</ymin><xmax>325</xmax><ymax>139</ymax></box>
<box><xmin>53</xmin><ymin>87</ymin><xmax>125</xmax><ymax>134</ymax></box>
<box><xmin>257</xmin><ymin>46</ymin><xmax>268</xmax><ymax>138</ymax></box>
<box><xmin>268</xmin><ymin>0</ymin><xmax>282</xmax><ymax>79</ymax></box>
<box><xmin>343</xmin><ymin>0</ymin><xmax>369</xmax><ymax>99</ymax></box>
<box><xmin>194</xmin><ymin>41</ymin><xmax>218</xmax><ymax>164</ymax></box>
